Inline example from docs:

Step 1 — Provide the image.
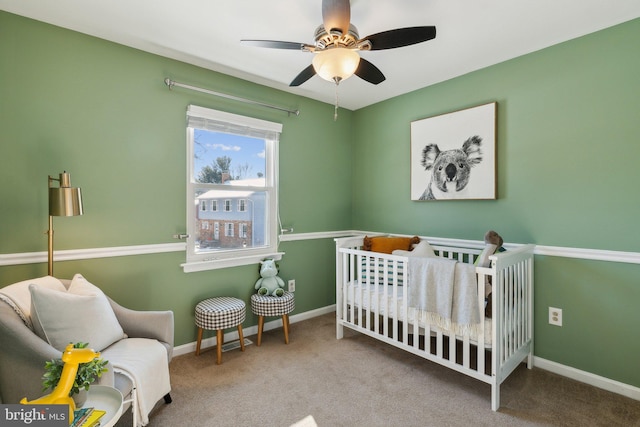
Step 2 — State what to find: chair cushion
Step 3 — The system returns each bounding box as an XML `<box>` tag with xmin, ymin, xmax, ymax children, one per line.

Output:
<box><xmin>29</xmin><ymin>274</ymin><xmax>125</xmax><ymax>352</ymax></box>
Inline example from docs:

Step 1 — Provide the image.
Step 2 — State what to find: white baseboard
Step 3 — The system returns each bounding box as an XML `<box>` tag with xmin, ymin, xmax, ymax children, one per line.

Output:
<box><xmin>533</xmin><ymin>356</ymin><xmax>640</xmax><ymax>401</ymax></box>
<box><xmin>173</xmin><ymin>306</ymin><xmax>639</xmax><ymax>403</ymax></box>
<box><xmin>173</xmin><ymin>304</ymin><xmax>336</xmax><ymax>357</ymax></box>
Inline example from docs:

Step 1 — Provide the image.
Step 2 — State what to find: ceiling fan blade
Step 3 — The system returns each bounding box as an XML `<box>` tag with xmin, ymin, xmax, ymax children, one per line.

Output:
<box><xmin>361</xmin><ymin>26</ymin><xmax>436</xmax><ymax>50</ymax></box>
<box><xmin>355</xmin><ymin>58</ymin><xmax>386</xmax><ymax>85</ymax></box>
<box><xmin>289</xmin><ymin>64</ymin><xmax>317</xmax><ymax>87</ymax></box>
<box><xmin>241</xmin><ymin>40</ymin><xmax>312</xmax><ymax>51</ymax></box>
<box><xmin>322</xmin><ymin>0</ymin><xmax>351</xmax><ymax>35</ymax></box>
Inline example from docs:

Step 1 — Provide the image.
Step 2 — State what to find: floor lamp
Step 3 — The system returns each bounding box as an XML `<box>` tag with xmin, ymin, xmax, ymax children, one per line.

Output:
<box><xmin>48</xmin><ymin>171</ymin><xmax>83</xmax><ymax>276</ymax></box>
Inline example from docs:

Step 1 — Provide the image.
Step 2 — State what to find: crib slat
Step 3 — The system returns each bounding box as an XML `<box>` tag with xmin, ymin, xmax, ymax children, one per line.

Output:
<box><xmin>368</xmin><ymin>256</ymin><xmax>376</xmax><ymax>331</ymax></box>
<box><xmin>515</xmin><ymin>263</ymin><xmax>522</xmax><ymax>349</ymax></box>
<box><xmin>449</xmin><ymin>328</ymin><xmax>456</xmax><ymax>364</ymax></box>
<box><xmin>401</xmin><ymin>262</ymin><xmax>408</xmax><ymax>346</ymax></box>
<box><xmin>383</xmin><ymin>266</ymin><xmax>389</xmax><ymax>338</ymax></box>
<box><xmin>463</xmin><ymin>335</ymin><xmax>470</xmax><ymax>368</ymax></box>
<box><xmin>392</xmin><ymin>264</ymin><xmax>399</xmax><ymax>342</ymax></box>
<box><xmin>412</xmin><ymin>313</ymin><xmax>420</xmax><ymax>349</ymax></box>
<box><xmin>352</xmin><ymin>254</ymin><xmax>359</xmax><ymax>327</ymax></box>
<box><xmin>436</xmin><ymin>331</ymin><xmax>443</xmax><ymax>358</ymax></box>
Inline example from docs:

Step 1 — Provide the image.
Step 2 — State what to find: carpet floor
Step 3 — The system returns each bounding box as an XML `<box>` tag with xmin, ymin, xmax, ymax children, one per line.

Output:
<box><xmin>115</xmin><ymin>313</ymin><xmax>640</xmax><ymax>427</ymax></box>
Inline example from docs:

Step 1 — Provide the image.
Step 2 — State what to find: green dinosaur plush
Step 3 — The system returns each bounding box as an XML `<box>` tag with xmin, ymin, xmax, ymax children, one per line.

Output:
<box><xmin>254</xmin><ymin>259</ymin><xmax>285</xmax><ymax>297</ymax></box>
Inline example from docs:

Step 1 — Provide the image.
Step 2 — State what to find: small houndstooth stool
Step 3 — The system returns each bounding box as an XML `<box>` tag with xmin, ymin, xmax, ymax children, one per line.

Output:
<box><xmin>250</xmin><ymin>291</ymin><xmax>295</xmax><ymax>346</ymax></box>
<box><xmin>195</xmin><ymin>297</ymin><xmax>246</xmax><ymax>364</ymax></box>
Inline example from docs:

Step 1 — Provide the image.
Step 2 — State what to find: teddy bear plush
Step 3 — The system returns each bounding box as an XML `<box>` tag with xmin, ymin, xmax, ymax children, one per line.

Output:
<box><xmin>479</xmin><ymin>230</ymin><xmax>504</xmax><ymax>318</ymax></box>
<box><xmin>255</xmin><ymin>259</ymin><xmax>285</xmax><ymax>297</ymax></box>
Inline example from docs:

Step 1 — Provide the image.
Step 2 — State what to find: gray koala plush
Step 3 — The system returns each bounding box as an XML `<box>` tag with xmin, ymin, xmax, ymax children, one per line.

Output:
<box><xmin>418</xmin><ymin>135</ymin><xmax>483</xmax><ymax>200</ymax></box>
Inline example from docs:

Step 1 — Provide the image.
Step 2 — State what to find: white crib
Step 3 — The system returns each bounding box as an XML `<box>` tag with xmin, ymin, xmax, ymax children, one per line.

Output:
<box><xmin>335</xmin><ymin>235</ymin><xmax>535</xmax><ymax>411</ymax></box>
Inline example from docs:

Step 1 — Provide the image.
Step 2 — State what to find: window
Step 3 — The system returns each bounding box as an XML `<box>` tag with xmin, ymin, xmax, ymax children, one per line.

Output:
<box><xmin>184</xmin><ymin>105</ymin><xmax>283</xmax><ymax>272</ymax></box>
<box><xmin>239</xmin><ymin>223</ymin><xmax>248</xmax><ymax>239</ymax></box>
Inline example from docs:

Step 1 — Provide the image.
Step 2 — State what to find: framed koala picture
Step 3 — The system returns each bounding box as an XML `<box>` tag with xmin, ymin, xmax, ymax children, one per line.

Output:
<box><xmin>410</xmin><ymin>102</ymin><xmax>497</xmax><ymax>201</ymax></box>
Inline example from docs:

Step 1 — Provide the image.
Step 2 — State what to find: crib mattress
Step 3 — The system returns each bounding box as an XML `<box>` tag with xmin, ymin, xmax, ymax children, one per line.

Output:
<box><xmin>345</xmin><ymin>281</ymin><xmax>493</xmax><ymax>346</ymax></box>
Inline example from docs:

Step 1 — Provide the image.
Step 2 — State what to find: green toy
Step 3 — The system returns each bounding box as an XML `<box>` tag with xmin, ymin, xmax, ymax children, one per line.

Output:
<box><xmin>255</xmin><ymin>259</ymin><xmax>285</xmax><ymax>297</ymax></box>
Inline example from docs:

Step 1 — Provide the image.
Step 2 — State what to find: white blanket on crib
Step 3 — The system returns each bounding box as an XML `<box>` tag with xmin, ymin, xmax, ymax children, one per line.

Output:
<box><xmin>407</xmin><ymin>257</ymin><xmax>480</xmax><ymax>335</ymax></box>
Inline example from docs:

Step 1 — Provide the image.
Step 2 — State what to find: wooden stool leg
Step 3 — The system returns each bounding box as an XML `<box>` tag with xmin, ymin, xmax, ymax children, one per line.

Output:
<box><xmin>216</xmin><ymin>329</ymin><xmax>223</xmax><ymax>365</ymax></box>
<box><xmin>282</xmin><ymin>314</ymin><xmax>290</xmax><ymax>344</ymax></box>
<box><xmin>238</xmin><ymin>325</ymin><xmax>245</xmax><ymax>351</ymax></box>
<box><xmin>196</xmin><ymin>327</ymin><xmax>204</xmax><ymax>356</ymax></box>
<box><xmin>257</xmin><ymin>316</ymin><xmax>264</xmax><ymax>346</ymax></box>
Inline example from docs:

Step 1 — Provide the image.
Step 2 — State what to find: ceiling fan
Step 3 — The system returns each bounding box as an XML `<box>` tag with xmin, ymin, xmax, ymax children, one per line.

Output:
<box><xmin>241</xmin><ymin>0</ymin><xmax>437</xmax><ymax>87</ymax></box>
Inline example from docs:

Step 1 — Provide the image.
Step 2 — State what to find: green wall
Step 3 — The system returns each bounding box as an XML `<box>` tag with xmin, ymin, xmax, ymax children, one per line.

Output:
<box><xmin>351</xmin><ymin>18</ymin><xmax>640</xmax><ymax>387</ymax></box>
<box><xmin>1</xmin><ymin>10</ymin><xmax>639</xmax><ymax>391</ymax></box>
<box><xmin>0</xmin><ymin>11</ymin><xmax>353</xmax><ymax>347</ymax></box>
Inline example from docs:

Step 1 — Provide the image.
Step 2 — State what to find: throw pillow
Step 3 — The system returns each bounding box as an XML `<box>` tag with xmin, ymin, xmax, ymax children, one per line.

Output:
<box><xmin>363</xmin><ymin>235</ymin><xmax>420</xmax><ymax>254</ymax></box>
<box><xmin>392</xmin><ymin>240</ymin><xmax>436</xmax><ymax>258</ymax></box>
<box><xmin>29</xmin><ymin>279</ymin><xmax>125</xmax><ymax>352</ymax></box>
<box><xmin>0</xmin><ymin>276</ymin><xmax>66</xmax><ymax>322</ymax></box>
<box><xmin>68</xmin><ymin>273</ymin><xmax>108</xmax><ymax>296</ymax></box>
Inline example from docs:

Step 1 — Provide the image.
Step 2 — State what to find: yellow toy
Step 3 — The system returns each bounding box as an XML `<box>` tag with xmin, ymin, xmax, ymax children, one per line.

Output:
<box><xmin>21</xmin><ymin>344</ymin><xmax>101</xmax><ymax>425</ymax></box>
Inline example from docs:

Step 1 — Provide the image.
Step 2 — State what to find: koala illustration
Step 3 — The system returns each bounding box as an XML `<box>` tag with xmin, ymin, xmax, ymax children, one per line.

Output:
<box><xmin>419</xmin><ymin>135</ymin><xmax>483</xmax><ymax>200</ymax></box>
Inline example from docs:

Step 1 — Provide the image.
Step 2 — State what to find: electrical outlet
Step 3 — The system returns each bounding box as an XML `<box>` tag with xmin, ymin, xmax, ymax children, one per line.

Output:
<box><xmin>288</xmin><ymin>279</ymin><xmax>296</xmax><ymax>292</ymax></box>
<box><xmin>549</xmin><ymin>307</ymin><xmax>562</xmax><ymax>326</ymax></box>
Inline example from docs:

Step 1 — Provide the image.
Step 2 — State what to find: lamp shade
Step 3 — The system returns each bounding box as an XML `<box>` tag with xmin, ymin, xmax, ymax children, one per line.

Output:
<box><xmin>49</xmin><ymin>172</ymin><xmax>83</xmax><ymax>216</ymax></box>
<box><xmin>49</xmin><ymin>187</ymin><xmax>83</xmax><ymax>216</ymax></box>
<box><xmin>312</xmin><ymin>48</ymin><xmax>360</xmax><ymax>83</ymax></box>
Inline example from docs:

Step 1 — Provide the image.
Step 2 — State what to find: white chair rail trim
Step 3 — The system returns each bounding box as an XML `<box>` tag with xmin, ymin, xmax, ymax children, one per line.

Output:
<box><xmin>1</xmin><ymin>231</ymin><xmax>639</xmax><ymax>266</ymax></box>
<box><xmin>0</xmin><ymin>243</ymin><xmax>185</xmax><ymax>266</ymax></box>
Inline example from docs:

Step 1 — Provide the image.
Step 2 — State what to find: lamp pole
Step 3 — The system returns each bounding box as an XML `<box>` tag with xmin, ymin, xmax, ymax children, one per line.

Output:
<box><xmin>47</xmin><ymin>214</ymin><xmax>55</xmax><ymax>276</ymax></box>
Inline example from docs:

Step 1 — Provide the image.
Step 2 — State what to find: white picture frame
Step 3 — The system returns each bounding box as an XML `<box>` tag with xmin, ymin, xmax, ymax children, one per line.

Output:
<box><xmin>410</xmin><ymin>102</ymin><xmax>497</xmax><ymax>201</ymax></box>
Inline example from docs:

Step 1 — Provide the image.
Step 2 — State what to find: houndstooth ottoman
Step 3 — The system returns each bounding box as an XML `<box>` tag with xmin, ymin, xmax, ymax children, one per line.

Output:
<box><xmin>195</xmin><ymin>297</ymin><xmax>246</xmax><ymax>364</ymax></box>
<box><xmin>250</xmin><ymin>291</ymin><xmax>295</xmax><ymax>346</ymax></box>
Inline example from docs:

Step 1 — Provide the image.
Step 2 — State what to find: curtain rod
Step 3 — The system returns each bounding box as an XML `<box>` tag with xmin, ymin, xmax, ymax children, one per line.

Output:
<box><xmin>164</xmin><ymin>78</ymin><xmax>300</xmax><ymax>117</ymax></box>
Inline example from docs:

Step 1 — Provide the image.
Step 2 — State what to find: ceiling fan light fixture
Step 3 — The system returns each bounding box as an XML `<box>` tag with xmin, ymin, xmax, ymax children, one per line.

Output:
<box><xmin>312</xmin><ymin>47</ymin><xmax>360</xmax><ymax>84</ymax></box>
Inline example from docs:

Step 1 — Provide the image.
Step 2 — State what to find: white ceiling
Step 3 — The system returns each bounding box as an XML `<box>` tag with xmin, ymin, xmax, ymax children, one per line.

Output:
<box><xmin>2</xmin><ymin>0</ymin><xmax>640</xmax><ymax>110</ymax></box>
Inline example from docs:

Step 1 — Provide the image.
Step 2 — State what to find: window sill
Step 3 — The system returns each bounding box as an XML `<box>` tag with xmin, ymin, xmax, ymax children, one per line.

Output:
<box><xmin>181</xmin><ymin>251</ymin><xmax>284</xmax><ymax>273</ymax></box>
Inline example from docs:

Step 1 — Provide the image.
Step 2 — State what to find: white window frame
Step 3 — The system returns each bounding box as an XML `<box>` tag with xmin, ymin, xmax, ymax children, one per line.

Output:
<box><xmin>183</xmin><ymin>105</ymin><xmax>283</xmax><ymax>272</ymax></box>
<box><xmin>224</xmin><ymin>199</ymin><xmax>232</xmax><ymax>212</ymax></box>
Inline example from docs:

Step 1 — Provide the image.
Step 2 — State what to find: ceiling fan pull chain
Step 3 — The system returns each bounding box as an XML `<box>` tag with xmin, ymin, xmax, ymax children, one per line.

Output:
<box><xmin>334</xmin><ymin>83</ymin><xmax>339</xmax><ymax>121</ymax></box>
